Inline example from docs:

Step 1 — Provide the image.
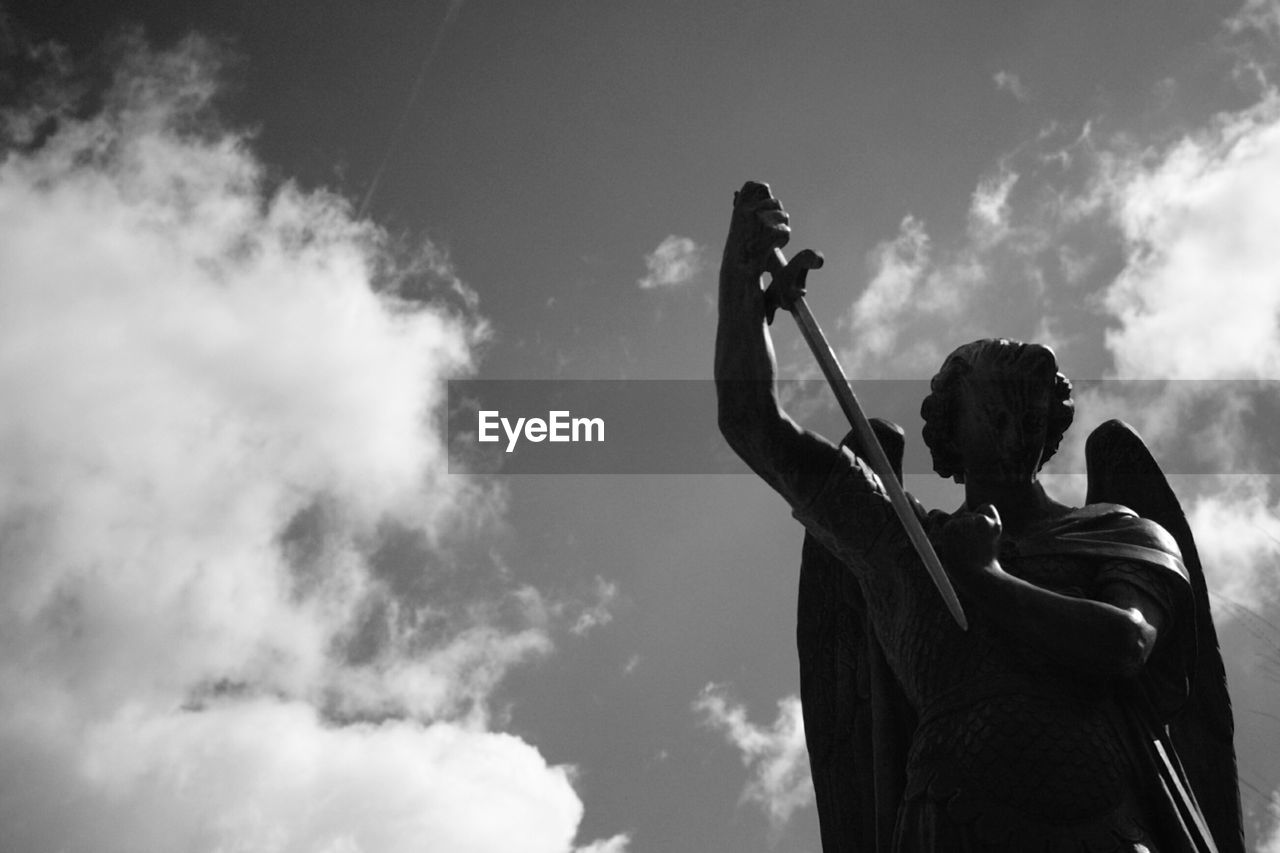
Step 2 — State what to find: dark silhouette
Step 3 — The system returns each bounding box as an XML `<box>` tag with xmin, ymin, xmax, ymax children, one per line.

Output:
<box><xmin>715</xmin><ymin>181</ymin><xmax>1243</xmax><ymax>852</ymax></box>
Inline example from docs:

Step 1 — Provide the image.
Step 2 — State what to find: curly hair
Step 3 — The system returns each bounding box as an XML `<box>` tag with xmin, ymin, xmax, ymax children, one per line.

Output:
<box><xmin>920</xmin><ymin>339</ymin><xmax>1074</xmax><ymax>483</ymax></box>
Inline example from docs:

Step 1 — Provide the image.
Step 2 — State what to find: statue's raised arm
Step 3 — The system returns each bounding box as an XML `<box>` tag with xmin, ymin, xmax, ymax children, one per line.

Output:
<box><xmin>714</xmin><ymin>181</ymin><xmax>839</xmax><ymax>505</ymax></box>
<box><xmin>714</xmin><ymin>182</ymin><xmax>920</xmax><ymax>598</ymax></box>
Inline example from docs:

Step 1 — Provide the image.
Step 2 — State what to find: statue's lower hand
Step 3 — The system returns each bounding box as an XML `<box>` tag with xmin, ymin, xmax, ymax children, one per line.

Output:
<box><xmin>725</xmin><ymin>181</ymin><xmax>791</xmax><ymax>276</ymax></box>
<box><xmin>937</xmin><ymin>504</ymin><xmax>1003</xmax><ymax>577</ymax></box>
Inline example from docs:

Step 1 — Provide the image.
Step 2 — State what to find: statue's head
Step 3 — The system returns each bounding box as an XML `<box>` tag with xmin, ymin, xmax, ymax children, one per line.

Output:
<box><xmin>920</xmin><ymin>339</ymin><xmax>1074</xmax><ymax>484</ymax></box>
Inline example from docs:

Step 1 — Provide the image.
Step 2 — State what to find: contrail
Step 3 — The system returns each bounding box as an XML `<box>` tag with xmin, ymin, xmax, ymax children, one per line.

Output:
<box><xmin>357</xmin><ymin>0</ymin><xmax>465</xmax><ymax>218</ymax></box>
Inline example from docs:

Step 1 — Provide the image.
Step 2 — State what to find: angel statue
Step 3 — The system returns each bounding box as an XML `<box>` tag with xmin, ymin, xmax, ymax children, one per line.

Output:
<box><xmin>715</xmin><ymin>181</ymin><xmax>1243</xmax><ymax>852</ymax></box>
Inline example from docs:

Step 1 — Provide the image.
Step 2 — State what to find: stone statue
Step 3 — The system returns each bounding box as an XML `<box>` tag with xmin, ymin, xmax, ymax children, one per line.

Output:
<box><xmin>715</xmin><ymin>181</ymin><xmax>1244</xmax><ymax>852</ymax></box>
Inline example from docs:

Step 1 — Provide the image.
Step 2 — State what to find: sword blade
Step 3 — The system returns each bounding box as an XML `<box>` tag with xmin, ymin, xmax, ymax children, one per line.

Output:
<box><xmin>787</xmin><ymin>291</ymin><xmax>969</xmax><ymax>631</ymax></box>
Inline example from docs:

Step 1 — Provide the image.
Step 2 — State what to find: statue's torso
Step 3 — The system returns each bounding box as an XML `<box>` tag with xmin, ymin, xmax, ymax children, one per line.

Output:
<box><xmin>888</xmin><ymin>542</ymin><xmax>1152</xmax><ymax>849</ymax></box>
<box><xmin>792</xmin><ymin>455</ymin><xmax>1180</xmax><ymax>850</ymax></box>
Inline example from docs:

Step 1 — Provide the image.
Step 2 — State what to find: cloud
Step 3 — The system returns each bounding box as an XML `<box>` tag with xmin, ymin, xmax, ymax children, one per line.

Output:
<box><xmin>693</xmin><ymin>685</ymin><xmax>813</xmax><ymax>834</ymax></box>
<box><xmin>841</xmin><ymin>215</ymin><xmax>935</xmax><ymax>374</ymax></box>
<box><xmin>1099</xmin><ymin>94</ymin><xmax>1280</xmax><ymax>380</ymax></box>
<box><xmin>1260</xmin><ymin>792</ymin><xmax>1280</xmax><ymax>853</ymax></box>
<box><xmin>969</xmin><ymin>167</ymin><xmax>1019</xmax><ymax>241</ymax></box>
<box><xmin>570</xmin><ymin>576</ymin><xmax>620</xmax><ymax>636</ymax></box>
<box><xmin>993</xmin><ymin>70</ymin><xmax>1031</xmax><ymax>102</ymax></box>
<box><xmin>3</xmin><ymin>701</ymin><xmax>584</xmax><ymax>853</ymax></box>
<box><xmin>1184</xmin><ymin>479</ymin><xmax>1280</xmax><ymax>612</ymax></box>
<box><xmin>840</xmin><ymin>208</ymin><xmax>1020</xmax><ymax>378</ymax></box>
<box><xmin>1072</xmin><ymin>74</ymin><xmax>1280</xmax><ymax>623</ymax></box>
<box><xmin>1228</xmin><ymin>0</ymin><xmax>1280</xmax><ymax>44</ymax></box>
<box><xmin>0</xmin><ymin>32</ymin><xmax>619</xmax><ymax>852</ymax></box>
<box><xmin>572</xmin><ymin>834</ymin><xmax>633</xmax><ymax>853</ymax></box>
<box><xmin>637</xmin><ymin>235</ymin><xmax>704</xmax><ymax>289</ymax></box>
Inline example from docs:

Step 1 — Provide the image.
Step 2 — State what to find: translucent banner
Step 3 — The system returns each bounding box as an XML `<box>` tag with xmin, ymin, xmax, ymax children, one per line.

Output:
<box><xmin>446</xmin><ymin>380</ymin><xmax>1280</xmax><ymax>475</ymax></box>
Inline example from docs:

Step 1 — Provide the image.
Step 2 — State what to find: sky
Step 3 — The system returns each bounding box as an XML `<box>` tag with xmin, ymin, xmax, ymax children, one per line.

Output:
<box><xmin>2</xmin><ymin>1</ymin><xmax>1280</xmax><ymax>851</ymax></box>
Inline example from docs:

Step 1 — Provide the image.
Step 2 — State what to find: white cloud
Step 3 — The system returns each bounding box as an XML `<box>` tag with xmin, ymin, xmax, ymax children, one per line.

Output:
<box><xmin>570</xmin><ymin>577</ymin><xmax>620</xmax><ymax>636</ymax></box>
<box><xmin>573</xmin><ymin>834</ymin><xmax>633</xmax><ymax>853</ymax></box>
<box><xmin>969</xmin><ymin>167</ymin><xmax>1019</xmax><ymax>241</ymax></box>
<box><xmin>1258</xmin><ymin>791</ymin><xmax>1280</xmax><ymax>853</ymax></box>
<box><xmin>843</xmin><ymin>215</ymin><xmax>933</xmax><ymax>373</ymax></box>
<box><xmin>1184</xmin><ymin>479</ymin><xmax>1280</xmax><ymax>613</ymax></box>
<box><xmin>1100</xmin><ymin>94</ymin><xmax>1280</xmax><ymax>380</ymax></box>
<box><xmin>993</xmin><ymin>70</ymin><xmax>1031</xmax><ymax>102</ymax></box>
<box><xmin>637</xmin><ymin>235</ymin><xmax>704</xmax><ymax>289</ymax></box>
<box><xmin>839</xmin><ymin>209</ymin><xmax>1021</xmax><ymax>378</ymax></box>
<box><xmin>0</xmin><ymin>33</ymin><xmax>618</xmax><ymax>853</ymax></box>
<box><xmin>1070</xmin><ymin>82</ymin><xmax>1280</xmax><ymax>624</ymax></box>
<box><xmin>4</xmin><ymin>700</ymin><xmax>584</xmax><ymax>853</ymax></box>
<box><xmin>693</xmin><ymin>685</ymin><xmax>813</xmax><ymax>834</ymax></box>
<box><xmin>1228</xmin><ymin>0</ymin><xmax>1280</xmax><ymax>43</ymax></box>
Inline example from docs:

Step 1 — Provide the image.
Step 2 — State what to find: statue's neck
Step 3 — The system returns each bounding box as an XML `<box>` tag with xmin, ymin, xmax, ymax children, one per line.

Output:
<box><xmin>962</xmin><ymin>478</ymin><xmax>1070</xmax><ymax>538</ymax></box>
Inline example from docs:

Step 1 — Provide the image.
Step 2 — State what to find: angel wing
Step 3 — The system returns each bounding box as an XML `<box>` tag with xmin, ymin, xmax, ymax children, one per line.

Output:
<box><xmin>1085</xmin><ymin>419</ymin><xmax>1245</xmax><ymax>853</ymax></box>
<box><xmin>798</xmin><ymin>419</ymin><xmax>916</xmax><ymax>852</ymax></box>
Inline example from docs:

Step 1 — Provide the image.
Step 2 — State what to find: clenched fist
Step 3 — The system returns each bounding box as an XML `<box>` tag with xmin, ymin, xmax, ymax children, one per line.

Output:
<box><xmin>937</xmin><ymin>504</ymin><xmax>1003</xmax><ymax>573</ymax></box>
<box><xmin>724</xmin><ymin>181</ymin><xmax>791</xmax><ymax>276</ymax></box>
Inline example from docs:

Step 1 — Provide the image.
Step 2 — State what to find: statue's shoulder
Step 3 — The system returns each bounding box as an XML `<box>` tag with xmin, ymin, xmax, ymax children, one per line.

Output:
<box><xmin>1021</xmin><ymin>502</ymin><xmax>1187</xmax><ymax>581</ymax></box>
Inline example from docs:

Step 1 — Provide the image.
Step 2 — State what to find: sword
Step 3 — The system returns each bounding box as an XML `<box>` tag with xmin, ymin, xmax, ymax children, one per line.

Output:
<box><xmin>765</xmin><ymin>247</ymin><xmax>969</xmax><ymax>631</ymax></box>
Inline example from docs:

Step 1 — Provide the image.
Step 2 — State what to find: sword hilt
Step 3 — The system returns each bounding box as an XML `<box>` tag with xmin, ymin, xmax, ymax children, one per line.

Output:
<box><xmin>763</xmin><ymin>247</ymin><xmax>824</xmax><ymax>324</ymax></box>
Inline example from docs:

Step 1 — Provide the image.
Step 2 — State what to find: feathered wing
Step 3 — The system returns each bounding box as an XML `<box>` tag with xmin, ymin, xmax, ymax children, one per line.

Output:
<box><xmin>798</xmin><ymin>420</ymin><xmax>916</xmax><ymax>852</ymax></box>
<box><xmin>1085</xmin><ymin>419</ymin><xmax>1245</xmax><ymax>853</ymax></box>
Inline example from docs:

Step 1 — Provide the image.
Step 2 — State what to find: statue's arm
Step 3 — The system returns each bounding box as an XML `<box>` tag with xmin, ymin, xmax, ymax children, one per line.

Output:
<box><xmin>941</xmin><ymin>510</ymin><xmax>1168</xmax><ymax>680</ymax></box>
<box><xmin>715</xmin><ymin>182</ymin><xmax>838</xmax><ymax>506</ymax></box>
<box><xmin>971</xmin><ymin>566</ymin><xmax>1165</xmax><ymax>680</ymax></box>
